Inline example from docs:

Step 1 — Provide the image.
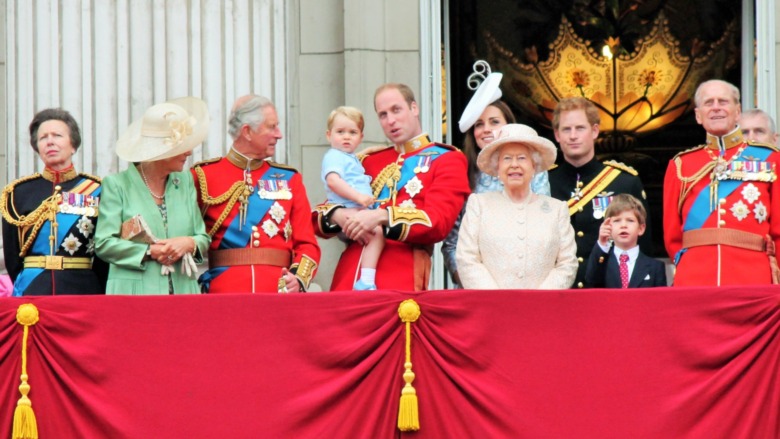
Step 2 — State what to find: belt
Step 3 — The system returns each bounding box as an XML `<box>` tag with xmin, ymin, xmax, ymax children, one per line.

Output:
<box><xmin>682</xmin><ymin>228</ymin><xmax>766</xmax><ymax>252</ymax></box>
<box><xmin>24</xmin><ymin>256</ymin><xmax>93</xmax><ymax>270</ymax></box>
<box><xmin>208</xmin><ymin>248</ymin><xmax>292</xmax><ymax>268</ymax></box>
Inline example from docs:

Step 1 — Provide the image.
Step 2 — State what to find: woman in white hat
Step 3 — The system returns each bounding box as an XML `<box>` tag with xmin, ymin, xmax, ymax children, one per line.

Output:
<box><xmin>442</xmin><ymin>68</ymin><xmax>550</xmax><ymax>288</ymax></box>
<box><xmin>456</xmin><ymin>124</ymin><xmax>577</xmax><ymax>289</ymax></box>
<box><xmin>94</xmin><ymin>97</ymin><xmax>211</xmax><ymax>295</ymax></box>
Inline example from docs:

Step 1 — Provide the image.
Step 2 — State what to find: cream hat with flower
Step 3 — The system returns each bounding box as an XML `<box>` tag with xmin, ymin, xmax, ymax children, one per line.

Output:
<box><xmin>476</xmin><ymin>124</ymin><xmax>557</xmax><ymax>176</ymax></box>
<box><xmin>116</xmin><ymin>97</ymin><xmax>209</xmax><ymax>163</ymax></box>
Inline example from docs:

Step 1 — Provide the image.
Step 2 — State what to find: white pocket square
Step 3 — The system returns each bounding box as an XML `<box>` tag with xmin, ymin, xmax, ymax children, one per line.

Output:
<box><xmin>644</xmin><ymin>274</ymin><xmax>651</xmax><ymax>280</ymax></box>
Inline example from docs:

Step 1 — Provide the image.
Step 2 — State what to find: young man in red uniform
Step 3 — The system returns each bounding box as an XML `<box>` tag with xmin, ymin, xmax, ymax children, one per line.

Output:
<box><xmin>664</xmin><ymin>79</ymin><xmax>780</xmax><ymax>286</ymax></box>
<box><xmin>192</xmin><ymin>95</ymin><xmax>320</xmax><ymax>293</ymax></box>
<box><xmin>313</xmin><ymin>83</ymin><xmax>470</xmax><ymax>291</ymax></box>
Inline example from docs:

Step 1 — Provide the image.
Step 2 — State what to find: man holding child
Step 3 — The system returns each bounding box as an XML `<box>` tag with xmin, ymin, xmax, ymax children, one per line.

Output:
<box><xmin>313</xmin><ymin>83</ymin><xmax>470</xmax><ymax>291</ymax></box>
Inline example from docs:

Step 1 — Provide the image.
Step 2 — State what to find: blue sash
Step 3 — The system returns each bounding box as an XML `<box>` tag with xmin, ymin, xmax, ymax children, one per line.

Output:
<box><xmin>13</xmin><ymin>181</ymin><xmax>102</xmax><ymax>296</ymax></box>
<box><xmin>376</xmin><ymin>146</ymin><xmax>449</xmax><ymax>203</ymax></box>
<box><xmin>676</xmin><ymin>146</ymin><xmax>772</xmax><ymax>264</ymax></box>
<box><xmin>200</xmin><ymin>166</ymin><xmax>294</xmax><ymax>291</ymax></box>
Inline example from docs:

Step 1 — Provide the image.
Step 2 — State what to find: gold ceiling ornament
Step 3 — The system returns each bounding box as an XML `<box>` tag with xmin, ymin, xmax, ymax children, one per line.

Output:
<box><xmin>485</xmin><ymin>13</ymin><xmax>735</xmax><ymax>152</ymax></box>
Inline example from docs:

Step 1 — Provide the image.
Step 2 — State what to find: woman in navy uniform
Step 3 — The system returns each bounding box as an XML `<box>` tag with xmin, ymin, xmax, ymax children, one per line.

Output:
<box><xmin>1</xmin><ymin>109</ymin><xmax>107</xmax><ymax>296</ymax></box>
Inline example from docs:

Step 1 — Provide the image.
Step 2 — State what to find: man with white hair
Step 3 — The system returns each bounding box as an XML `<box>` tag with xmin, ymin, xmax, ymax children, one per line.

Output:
<box><xmin>663</xmin><ymin>80</ymin><xmax>780</xmax><ymax>286</ymax></box>
<box><xmin>739</xmin><ymin>108</ymin><xmax>778</xmax><ymax>145</ymax></box>
<box><xmin>192</xmin><ymin>95</ymin><xmax>320</xmax><ymax>293</ymax></box>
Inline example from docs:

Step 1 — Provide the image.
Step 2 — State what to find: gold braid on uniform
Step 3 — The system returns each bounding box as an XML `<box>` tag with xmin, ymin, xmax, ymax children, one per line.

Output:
<box><xmin>0</xmin><ymin>175</ymin><xmax>63</xmax><ymax>257</ymax></box>
<box><xmin>675</xmin><ymin>158</ymin><xmax>715</xmax><ymax>212</ymax></box>
<box><xmin>371</xmin><ymin>161</ymin><xmax>402</xmax><ymax>202</ymax></box>
<box><xmin>78</xmin><ymin>172</ymin><xmax>102</xmax><ymax>183</ymax></box>
<box><xmin>193</xmin><ymin>166</ymin><xmax>247</xmax><ymax>237</ymax></box>
<box><xmin>673</xmin><ymin>146</ymin><xmax>715</xmax><ymax>213</ymax></box>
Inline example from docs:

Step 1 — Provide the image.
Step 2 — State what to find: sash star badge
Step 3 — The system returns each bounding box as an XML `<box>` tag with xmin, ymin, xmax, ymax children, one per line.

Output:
<box><xmin>404</xmin><ymin>176</ymin><xmax>423</xmax><ymax>198</ymax></box>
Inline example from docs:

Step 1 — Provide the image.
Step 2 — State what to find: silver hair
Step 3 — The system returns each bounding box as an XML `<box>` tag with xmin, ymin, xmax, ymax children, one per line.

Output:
<box><xmin>741</xmin><ymin>108</ymin><xmax>777</xmax><ymax>134</ymax></box>
<box><xmin>490</xmin><ymin>144</ymin><xmax>544</xmax><ymax>173</ymax></box>
<box><xmin>228</xmin><ymin>95</ymin><xmax>274</xmax><ymax>140</ymax></box>
<box><xmin>694</xmin><ymin>79</ymin><xmax>740</xmax><ymax>107</ymax></box>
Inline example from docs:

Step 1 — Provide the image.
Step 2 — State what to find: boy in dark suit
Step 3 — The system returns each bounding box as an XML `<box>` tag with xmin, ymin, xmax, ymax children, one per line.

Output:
<box><xmin>585</xmin><ymin>194</ymin><xmax>667</xmax><ymax>288</ymax></box>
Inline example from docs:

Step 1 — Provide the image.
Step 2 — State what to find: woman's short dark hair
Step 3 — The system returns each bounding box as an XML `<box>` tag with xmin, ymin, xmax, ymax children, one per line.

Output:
<box><xmin>29</xmin><ymin>108</ymin><xmax>82</xmax><ymax>153</ymax></box>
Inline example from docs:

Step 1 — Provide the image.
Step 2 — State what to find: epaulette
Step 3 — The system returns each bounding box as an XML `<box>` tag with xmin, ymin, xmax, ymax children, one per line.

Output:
<box><xmin>603</xmin><ymin>160</ymin><xmax>638</xmax><ymax>176</ymax></box>
<box><xmin>548</xmin><ymin>163</ymin><xmax>559</xmax><ymax>171</ymax></box>
<box><xmin>192</xmin><ymin>157</ymin><xmax>222</xmax><ymax>168</ymax></box>
<box><xmin>746</xmin><ymin>140</ymin><xmax>780</xmax><ymax>152</ymax></box>
<box><xmin>671</xmin><ymin>144</ymin><xmax>705</xmax><ymax>161</ymax></box>
<box><xmin>357</xmin><ymin>145</ymin><xmax>394</xmax><ymax>161</ymax></box>
<box><xmin>435</xmin><ymin>143</ymin><xmax>461</xmax><ymax>152</ymax></box>
<box><xmin>4</xmin><ymin>173</ymin><xmax>43</xmax><ymax>192</ymax></box>
<box><xmin>268</xmin><ymin>161</ymin><xmax>299</xmax><ymax>173</ymax></box>
<box><xmin>78</xmin><ymin>172</ymin><xmax>102</xmax><ymax>183</ymax></box>
<box><xmin>0</xmin><ymin>173</ymin><xmax>42</xmax><ymax>222</ymax></box>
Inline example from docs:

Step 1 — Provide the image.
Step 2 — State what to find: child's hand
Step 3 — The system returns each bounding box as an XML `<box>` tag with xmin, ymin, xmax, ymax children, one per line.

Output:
<box><xmin>358</xmin><ymin>194</ymin><xmax>376</xmax><ymax>208</ymax></box>
<box><xmin>598</xmin><ymin>217</ymin><xmax>612</xmax><ymax>246</ymax></box>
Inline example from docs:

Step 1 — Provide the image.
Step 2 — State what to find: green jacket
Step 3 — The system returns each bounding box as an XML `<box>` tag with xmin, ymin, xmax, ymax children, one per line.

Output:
<box><xmin>95</xmin><ymin>165</ymin><xmax>210</xmax><ymax>294</ymax></box>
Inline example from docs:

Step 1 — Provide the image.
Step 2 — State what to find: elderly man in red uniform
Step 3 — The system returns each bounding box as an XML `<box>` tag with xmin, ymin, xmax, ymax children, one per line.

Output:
<box><xmin>192</xmin><ymin>95</ymin><xmax>320</xmax><ymax>293</ymax></box>
<box><xmin>663</xmin><ymin>79</ymin><xmax>780</xmax><ymax>286</ymax></box>
<box><xmin>313</xmin><ymin>83</ymin><xmax>470</xmax><ymax>291</ymax></box>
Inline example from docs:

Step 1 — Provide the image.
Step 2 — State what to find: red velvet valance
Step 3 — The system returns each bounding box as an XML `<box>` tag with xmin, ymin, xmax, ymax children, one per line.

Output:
<box><xmin>2</xmin><ymin>286</ymin><xmax>779</xmax><ymax>438</ymax></box>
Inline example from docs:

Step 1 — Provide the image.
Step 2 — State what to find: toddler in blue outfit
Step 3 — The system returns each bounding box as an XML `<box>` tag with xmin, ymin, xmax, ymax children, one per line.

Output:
<box><xmin>321</xmin><ymin>106</ymin><xmax>384</xmax><ymax>290</ymax></box>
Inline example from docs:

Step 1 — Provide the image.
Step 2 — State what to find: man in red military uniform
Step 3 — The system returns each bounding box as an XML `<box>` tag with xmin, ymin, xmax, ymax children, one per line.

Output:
<box><xmin>664</xmin><ymin>79</ymin><xmax>780</xmax><ymax>286</ymax></box>
<box><xmin>313</xmin><ymin>83</ymin><xmax>470</xmax><ymax>291</ymax></box>
<box><xmin>193</xmin><ymin>95</ymin><xmax>320</xmax><ymax>293</ymax></box>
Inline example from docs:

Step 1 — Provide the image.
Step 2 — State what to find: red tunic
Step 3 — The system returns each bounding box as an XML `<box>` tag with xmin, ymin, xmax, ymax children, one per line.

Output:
<box><xmin>663</xmin><ymin>129</ymin><xmax>780</xmax><ymax>286</ymax></box>
<box><xmin>193</xmin><ymin>153</ymin><xmax>320</xmax><ymax>293</ymax></box>
<box><xmin>313</xmin><ymin>136</ymin><xmax>470</xmax><ymax>291</ymax></box>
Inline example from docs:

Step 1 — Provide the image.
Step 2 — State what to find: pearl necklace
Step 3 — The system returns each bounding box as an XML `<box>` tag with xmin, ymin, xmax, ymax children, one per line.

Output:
<box><xmin>139</xmin><ymin>165</ymin><xmax>165</xmax><ymax>200</ymax></box>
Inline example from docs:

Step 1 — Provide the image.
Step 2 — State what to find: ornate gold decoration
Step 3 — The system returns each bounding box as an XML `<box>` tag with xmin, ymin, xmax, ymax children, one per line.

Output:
<box><xmin>485</xmin><ymin>13</ymin><xmax>735</xmax><ymax>152</ymax></box>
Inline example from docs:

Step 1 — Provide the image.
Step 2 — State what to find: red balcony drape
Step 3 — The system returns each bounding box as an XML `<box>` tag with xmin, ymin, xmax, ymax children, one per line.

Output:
<box><xmin>1</xmin><ymin>286</ymin><xmax>779</xmax><ymax>438</ymax></box>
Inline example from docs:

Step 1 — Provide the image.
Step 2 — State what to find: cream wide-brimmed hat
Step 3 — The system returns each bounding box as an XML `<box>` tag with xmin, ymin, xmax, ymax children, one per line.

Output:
<box><xmin>458</xmin><ymin>72</ymin><xmax>503</xmax><ymax>133</ymax></box>
<box><xmin>116</xmin><ymin>97</ymin><xmax>209</xmax><ymax>162</ymax></box>
<box><xmin>476</xmin><ymin>124</ymin><xmax>557</xmax><ymax>177</ymax></box>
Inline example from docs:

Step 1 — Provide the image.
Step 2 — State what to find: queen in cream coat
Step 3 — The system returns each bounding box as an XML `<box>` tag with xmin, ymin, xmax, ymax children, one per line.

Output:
<box><xmin>456</xmin><ymin>124</ymin><xmax>577</xmax><ymax>289</ymax></box>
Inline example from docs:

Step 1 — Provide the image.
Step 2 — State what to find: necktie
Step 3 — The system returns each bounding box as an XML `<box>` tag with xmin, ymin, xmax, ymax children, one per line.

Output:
<box><xmin>619</xmin><ymin>253</ymin><xmax>630</xmax><ymax>289</ymax></box>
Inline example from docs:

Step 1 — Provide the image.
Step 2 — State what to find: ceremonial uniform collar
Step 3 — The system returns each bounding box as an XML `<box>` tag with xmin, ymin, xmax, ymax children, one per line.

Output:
<box><xmin>227</xmin><ymin>147</ymin><xmax>267</xmax><ymax>171</ymax></box>
<box><xmin>395</xmin><ymin>133</ymin><xmax>432</xmax><ymax>154</ymax></box>
<box><xmin>42</xmin><ymin>165</ymin><xmax>78</xmax><ymax>183</ymax></box>
<box><xmin>705</xmin><ymin>127</ymin><xmax>745</xmax><ymax>152</ymax></box>
<box><xmin>558</xmin><ymin>157</ymin><xmax>603</xmax><ymax>179</ymax></box>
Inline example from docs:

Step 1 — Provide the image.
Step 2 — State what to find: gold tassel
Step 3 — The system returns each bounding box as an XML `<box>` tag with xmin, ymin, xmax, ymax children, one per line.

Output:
<box><xmin>13</xmin><ymin>304</ymin><xmax>40</xmax><ymax>439</ymax></box>
<box><xmin>397</xmin><ymin>299</ymin><xmax>421</xmax><ymax>432</ymax></box>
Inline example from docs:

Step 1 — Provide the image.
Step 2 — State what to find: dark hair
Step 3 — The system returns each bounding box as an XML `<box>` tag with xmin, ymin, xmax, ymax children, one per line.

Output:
<box><xmin>29</xmin><ymin>108</ymin><xmax>82</xmax><ymax>153</ymax></box>
<box><xmin>604</xmin><ymin>193</ymin><xmax>647</xmax><ymax>225</ymax></box>
<box><xmin>463</xmin><ymin>100</ymin><xmax>515</xmax><ymax>190</ymax></box>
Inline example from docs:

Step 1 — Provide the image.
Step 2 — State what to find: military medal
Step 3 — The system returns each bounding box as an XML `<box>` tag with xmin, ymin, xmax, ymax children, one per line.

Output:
<box><xmin>413</xmin><ymin>156</ymin><xmax>432</xmax><ymax>174</ymax></box>
<box><xmin>258</xmin><ymin>179</ymin><xmax>293</xmax><ymax>200</ymax></box>
<box><xmin>592</xmin><ymin>194</ymin><xmax>614</xmax><ymax>219</ymax></box>
<box><xmin>571</xmin><ymin>178</ymin><xmax>584</xmax><ymax>201</ymax></box>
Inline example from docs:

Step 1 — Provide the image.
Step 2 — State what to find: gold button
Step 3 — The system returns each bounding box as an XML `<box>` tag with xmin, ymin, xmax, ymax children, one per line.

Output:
<box><xmin>578</xmin><ymin>257</ymin><xmax>584</xmax><ymax>263</ymax></box>
<box><xmin>718</xmin><ymin>209</ymin><xmax>726</xmax><ymax>215</ymax></box>
<box><xmin>578</xmin><ymin>207</ymin><xmax>584</xmax><ymax>213</ymax></box>
<box><xmin>598</xmin><ymin>256</ymin><xmax>604</xmax><ymax>263</ymax></box>
<box><xmin>718</xmin><ymin>220</ymin><xmax>726</xmax><ymax>226</ymax></box>
<box><xmin>252</xmin><ymin>225</ymin><xmax>258</xmax><ymax>231</ymax></box>
<box><xmin>253</xmin><ymin>232</ymin><xmax>260</xmax><ymax>238</ymax></box>
<box><xmin>253</xmin><ymin>240</ymin><xmax>260</xmax><ymax>247</ymax></box>
<box><xmin>577</xmin><ymin>282</ymin><xmax>584</xmax><ymax>288</ymax></box>
<box><xmin>719</xmin><ymin>198</ymin><xmax>726</xmax><ymax>205</ymax></box>
<box><xmin>577</xmin><ymin>231</ymin><xmax>584</xmax><ymax>238</ymax></box>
